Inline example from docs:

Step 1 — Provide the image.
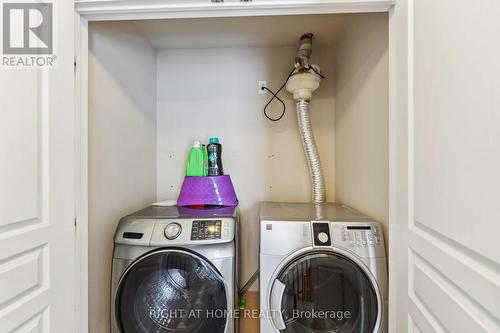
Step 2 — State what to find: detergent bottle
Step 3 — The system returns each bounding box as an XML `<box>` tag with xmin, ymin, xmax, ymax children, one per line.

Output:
<box><xmin>185</xmin><ymin>141</ymin><xmax>205</xmax><ymax>176</ymax></box>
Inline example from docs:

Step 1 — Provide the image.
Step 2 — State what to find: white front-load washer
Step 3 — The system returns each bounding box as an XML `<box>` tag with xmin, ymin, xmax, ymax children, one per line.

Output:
<box><xmin>259</xmin><ymin>202</ymin><xmax>388</xmax><ymax>333</ymax></box>
<box><xmin>111</xmin><ymin>205</ymin><xmax>239</xmax><ymax>333</ymax></box>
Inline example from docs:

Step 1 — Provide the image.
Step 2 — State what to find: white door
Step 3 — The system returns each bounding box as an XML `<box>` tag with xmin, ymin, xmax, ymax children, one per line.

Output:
<box><xmin>0</xmin><ymin>1</ymin><xmax>76</xmax><ymax>332</ymax></box>
<box><xmin>391</xmin><ymin>0</ymin><xmax>500</xmax><ymax>332</ymax></box>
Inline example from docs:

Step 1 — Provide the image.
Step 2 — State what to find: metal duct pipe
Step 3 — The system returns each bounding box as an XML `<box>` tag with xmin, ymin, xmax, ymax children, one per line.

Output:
<box><xmin>296</xmin><ymin>99</ymin><xmax>326</xmax><ymax>203</ymax></box>
<box><xmin>287</xmin><ymin>33</ymin><xmax>325</xmax><ymax>204</ymax></box>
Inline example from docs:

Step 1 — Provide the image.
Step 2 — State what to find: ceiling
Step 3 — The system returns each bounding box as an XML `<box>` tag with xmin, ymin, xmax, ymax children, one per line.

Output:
<box><xmin>129</xmin><ymin>13</ymin><xmax>370</xmax><ymax>49</ymax></box>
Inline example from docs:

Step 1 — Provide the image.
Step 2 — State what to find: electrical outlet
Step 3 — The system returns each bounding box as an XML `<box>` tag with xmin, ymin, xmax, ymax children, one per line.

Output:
<box><xmin>258</xmin><ymin>81</ymin><xmax>267</xmax><ymax>94</ymax></box>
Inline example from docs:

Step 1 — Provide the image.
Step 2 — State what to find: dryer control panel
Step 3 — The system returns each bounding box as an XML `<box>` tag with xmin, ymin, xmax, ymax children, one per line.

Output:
<box><xmin>330</xmin><ymin>222</ymin><xmax>385</xmax><ymax>258</ymax></box>
<box><xmin>342</xmin><ymin>225</ymin><xmax>381</xmax><ymax>247</ymax></box>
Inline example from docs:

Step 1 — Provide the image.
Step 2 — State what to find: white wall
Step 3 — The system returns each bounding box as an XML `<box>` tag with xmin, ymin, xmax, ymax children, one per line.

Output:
<box><xmin>88</xmin><ymin>22</ymin><xmax>157</xmax><ymax>333</ymax></box>
<box><xmin>156</xmin><ymin>46</ymin><xmax>336</xmax><ymax>289</ymax></box>
<box><xmin>334</xmin><ymin>13</ymin><xmax>389</xmax><ymax>235</ymax></box>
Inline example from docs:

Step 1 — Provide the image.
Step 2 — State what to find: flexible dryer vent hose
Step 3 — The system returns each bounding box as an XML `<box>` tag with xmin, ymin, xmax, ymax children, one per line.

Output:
<box><xmin>296</xmin><ymin>99</ymin><xmax>326</xmax><ymax>204</ymax></box>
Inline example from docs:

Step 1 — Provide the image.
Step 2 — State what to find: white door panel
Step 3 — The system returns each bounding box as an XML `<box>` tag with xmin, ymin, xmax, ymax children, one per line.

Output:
<box><xmin>414</xmin><ymin>0</ymin><xmax>500</xmax><ymax>264</ymax></box>
<box><xmin>0</xmin><ymin>1</ymin><xmax>75</xmax><ymax>332</ymax></box>
<box><xmin>0</xmin><ymin>72</ymin><xmax>39</xmax><ymax>227</ymax></box>
<box><xmin>407</xmin><ymin>0</ymin><xmax>500</xmax><ymax>332</ymax></box>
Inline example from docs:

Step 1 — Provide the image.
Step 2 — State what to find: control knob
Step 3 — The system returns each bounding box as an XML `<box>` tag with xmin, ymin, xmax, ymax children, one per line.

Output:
<box><xmin>318</xmin><ymin>232</ymin><xmax>329</xmax><ymax>244</ymax></box>
<box><xmin>165</xmin><ymin>223</ymin><xmax>182</xmax><ymax>240</ymax></box>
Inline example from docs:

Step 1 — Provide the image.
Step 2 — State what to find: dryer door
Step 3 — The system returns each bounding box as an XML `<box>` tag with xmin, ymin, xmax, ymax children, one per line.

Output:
<box><xmin>115</xmin><ymin>248</ymin><xmax>227</xmax><ymax>333</ymax></box>
<box><xmin>269</xmin><ymin>251</ymin><xmax>380</xmax><ymax>333</ymax></box>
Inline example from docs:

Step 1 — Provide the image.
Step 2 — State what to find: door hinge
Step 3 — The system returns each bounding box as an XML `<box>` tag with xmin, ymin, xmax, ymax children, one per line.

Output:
<box><xmin>74</xmin><ymin>58</ymin><xmax>77</xmax><ymax>71</ymax></box>
<box><xmin>74</xmin><ymin>217</ymin><xmax>77</xmax><ymax>228</ymax></box>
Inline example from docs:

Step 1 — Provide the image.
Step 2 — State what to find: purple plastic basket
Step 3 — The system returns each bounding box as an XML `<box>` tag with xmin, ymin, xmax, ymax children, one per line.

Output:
<box><xmin>177</xmin><ymin>175</ymin><xmax>238</xmax><ymax>207</ymax></box>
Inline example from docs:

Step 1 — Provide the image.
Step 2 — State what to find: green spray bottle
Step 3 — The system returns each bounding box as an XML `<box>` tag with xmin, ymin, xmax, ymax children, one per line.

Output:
<box><xmin>185</xmin><ymin>141</ymin><xmax>205</xmax><ymax>176</ymax></box>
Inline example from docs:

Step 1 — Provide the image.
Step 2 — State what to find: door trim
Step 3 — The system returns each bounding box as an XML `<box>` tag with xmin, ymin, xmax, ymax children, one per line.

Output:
<box><xmin>266</xmin><ymin>246</ymin><xmax>384</xmax><ymax>333</ymax></box>
<box><xmin>74</xmin><ymin>12</ymin><xmax>89</xmax><ymax>333</ymax></box>
<box><xmin>387</xmin><ymin>1</ymin><xmax>411</xmax><ymax>331</ymax></box>
<box><xmin>75</xmin><ymin>0</ymin><xmax>395</xmax><ymax>21</ymax></box>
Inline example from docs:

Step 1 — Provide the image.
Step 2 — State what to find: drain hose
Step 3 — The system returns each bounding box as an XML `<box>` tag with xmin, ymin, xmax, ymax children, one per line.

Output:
<box><xmin>296</xmin><ymin>99</ymin><xmax>326</xmax><ymax>204</ymax></box>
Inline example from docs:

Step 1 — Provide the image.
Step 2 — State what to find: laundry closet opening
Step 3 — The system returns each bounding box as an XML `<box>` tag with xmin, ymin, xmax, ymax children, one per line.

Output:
<box><xmin>87</xmin><ymin>12</ymin><xmax>388</xmax><ymax>332</ymax></box>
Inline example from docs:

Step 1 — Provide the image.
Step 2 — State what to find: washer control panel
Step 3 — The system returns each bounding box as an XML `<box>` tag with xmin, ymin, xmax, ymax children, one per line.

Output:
<box><xmin>191</xmin><ymin>220</ymin><xmax>222</xmax><ymax>240</ymax></box>
<box><xmin>150</xmin><ymin>217</ymin><xmax>235</xmax><ymax>246</ymax></box>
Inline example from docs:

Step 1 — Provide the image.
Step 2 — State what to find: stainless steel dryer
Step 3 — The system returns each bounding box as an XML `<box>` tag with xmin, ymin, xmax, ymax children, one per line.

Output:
<box><xmin>111</xmin><ymin>205</ymin><xmax>239</xmax><ymax>333</ymax></box>
<box><xmin>259</xmin><ymin>202</ymin><xmax>388</xmax><ymax>333</ymax></box>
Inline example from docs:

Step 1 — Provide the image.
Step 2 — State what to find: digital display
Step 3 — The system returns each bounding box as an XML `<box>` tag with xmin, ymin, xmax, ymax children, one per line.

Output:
<box><xmin>191</xmin><ymin>220</ymin><xmax>222</xmax><ymax>240</ymax></box>
<box><xmin>347</xmin><ymin>226</ymin><xmax>371</xmax><ymax>230</ymax></box>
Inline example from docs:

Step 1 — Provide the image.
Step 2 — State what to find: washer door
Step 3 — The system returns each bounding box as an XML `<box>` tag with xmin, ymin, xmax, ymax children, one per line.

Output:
<box><xmin>115</xmin><ymin>249</ymin><xmax>227</xmax><ymax>333</ymax></box>
<box><xmin>269</xmin><ymin>251</ymin><xmax>379</xmax><ymax>333</ymax></box>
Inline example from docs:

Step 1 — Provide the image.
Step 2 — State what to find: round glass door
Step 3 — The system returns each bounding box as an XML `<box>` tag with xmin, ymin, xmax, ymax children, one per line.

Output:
<box><xmin>115</xmin><ymin>249</ymin><xmax>227</xmax><ymax>333</ymax></box>
<box><xmin>271</xmin><ymin>251</ymin><xmax>379</xmax><ymax>333</ymax></box>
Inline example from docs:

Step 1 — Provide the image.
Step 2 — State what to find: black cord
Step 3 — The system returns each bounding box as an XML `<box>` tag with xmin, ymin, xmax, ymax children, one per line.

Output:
<box><xmin>262</xmin><ymin>67</ymin><xmax>296</xmax><ymax>121</ymax></box>
<box><xmin>262</xmin><ymin>66</ymin><xmax>326</xmax><ymax>122</ymax></box>
<box><xmin>307</xmin><ymin>65</ymin><xmax>326</xmax><ymax>79</ymax></box>
<box><xmin>262</xmin><ymin>86</ymin><xmax>286</xmax><ymax>121</ymax></box>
